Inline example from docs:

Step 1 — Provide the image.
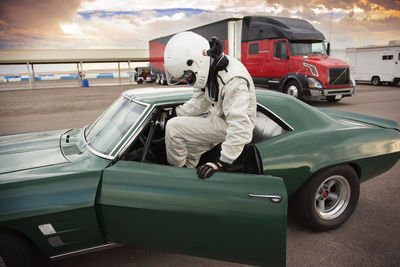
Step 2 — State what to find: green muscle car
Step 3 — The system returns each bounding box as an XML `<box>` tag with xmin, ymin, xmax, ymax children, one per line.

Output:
<box><xmin>0</xmin><ymin>87</ymin><xmax>399</xmax><ymax>267</ymax></box>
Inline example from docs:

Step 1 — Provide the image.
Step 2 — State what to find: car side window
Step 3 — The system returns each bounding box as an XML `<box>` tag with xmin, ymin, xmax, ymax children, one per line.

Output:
<box><xmin>252</xmin><ymin>111</ymin><xmax>286</xmax><ymax>143</ymax></box>
<box><xmin>274</xmin><ymin>41</ymin><xmax>288</xmax><ymax>60</ymax></box>
<box><xmin>121</xmin><ymin>105</ymin><xmax>179</xmax><ymax>165</ymax></box>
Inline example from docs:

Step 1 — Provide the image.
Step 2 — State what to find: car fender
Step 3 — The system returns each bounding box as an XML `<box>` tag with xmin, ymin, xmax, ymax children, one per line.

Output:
<box><xmin>0</xmin><ymin>154</ymin><xmax>110</xmax><ymax>257</ymax></box>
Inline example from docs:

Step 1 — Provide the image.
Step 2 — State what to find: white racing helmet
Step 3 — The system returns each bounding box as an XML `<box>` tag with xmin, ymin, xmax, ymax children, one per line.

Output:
<box><xmin>164</xmin><ymin>31</ymin><xmax>210</xmax><ymax>88</ymax></box>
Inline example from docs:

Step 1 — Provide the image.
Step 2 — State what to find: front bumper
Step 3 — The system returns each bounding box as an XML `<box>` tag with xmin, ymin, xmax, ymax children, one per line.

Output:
<box><xmin>302</xmin><ymin>86</ymin><xmax>356</xmax><ymax>100</ymax></box>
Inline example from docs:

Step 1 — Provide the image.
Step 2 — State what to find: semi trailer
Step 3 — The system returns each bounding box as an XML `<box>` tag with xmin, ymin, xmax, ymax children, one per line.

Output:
<box><xmin>149</xmin><ymin>16</ymin><xmax>355</xmax><ymax>102</ymax></box>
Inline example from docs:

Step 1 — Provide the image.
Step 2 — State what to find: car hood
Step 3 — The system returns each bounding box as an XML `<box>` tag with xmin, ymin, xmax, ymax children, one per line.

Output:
<box><xmin>0</xmin><ymin>130</ymin><xmax>69</xmax><ymax>174</ymax></box>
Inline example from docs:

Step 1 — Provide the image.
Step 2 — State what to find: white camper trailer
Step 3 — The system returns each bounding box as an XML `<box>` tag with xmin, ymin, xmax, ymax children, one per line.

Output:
<box><xmin>344</xmin><ymin>40</ymin><xmax>400</xmax><ymax>86</ymax></box>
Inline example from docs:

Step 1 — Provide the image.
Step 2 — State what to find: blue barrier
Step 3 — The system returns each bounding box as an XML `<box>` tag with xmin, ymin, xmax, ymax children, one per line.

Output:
<box><xmin>21</xmin><ymin>77</ymin><xmax>41</xmax><ymax>81</ymax></box>
<box><xmin>1</xmin><ymin>72</ymin><xmax>132</xmax><ymax>83</ymax></box>
<box><xmin>97</xmin><ymin>73</ymin><xmax>114</xmax><ymax>78</ymax></box>
<box><xmin>82</xmin><ymin>79</ymin><xmax>89</xmax><ymax>87</ymax></box>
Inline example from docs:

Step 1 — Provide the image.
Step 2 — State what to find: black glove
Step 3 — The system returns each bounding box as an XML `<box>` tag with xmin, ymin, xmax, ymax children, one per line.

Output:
<box><xmin>197</xmin><ymin>159</ymin><xmax>232</xmax><ymax>179</ymax></box>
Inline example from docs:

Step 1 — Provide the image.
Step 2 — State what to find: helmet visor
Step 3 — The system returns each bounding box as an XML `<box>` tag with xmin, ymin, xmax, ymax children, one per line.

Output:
<box><xmin>166</xmin><ymin>70</ymin><xmax>196</xmax><ymax>86</ymax></box>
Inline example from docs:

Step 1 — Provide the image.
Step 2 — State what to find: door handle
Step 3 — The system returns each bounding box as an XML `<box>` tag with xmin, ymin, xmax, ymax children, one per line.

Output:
<box><xmin>248</xmin><ymin>193</ymin><xmax>282</xmax><ymax>203</ymax></box>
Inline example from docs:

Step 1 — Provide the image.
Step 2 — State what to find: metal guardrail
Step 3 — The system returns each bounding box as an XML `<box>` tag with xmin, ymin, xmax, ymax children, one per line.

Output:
<box><xmin>0</xmin><ymin>49</ymin><xmax>149</xmax><ymax>64</ymax></box>
<box><xmin>0</xmin><ymin>49</ymin><xmax>149</xmax><ymax>88</ymax></box>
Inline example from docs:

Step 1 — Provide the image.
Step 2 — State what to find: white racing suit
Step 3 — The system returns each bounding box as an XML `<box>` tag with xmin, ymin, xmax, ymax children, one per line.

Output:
<box><xmin>165</xmin><ymin>55</ymin><xmax>256</xmax><ymax>168</ymax></box>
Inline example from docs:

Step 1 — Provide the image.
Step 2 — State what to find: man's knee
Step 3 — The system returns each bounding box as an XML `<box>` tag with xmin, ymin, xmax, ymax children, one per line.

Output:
<box><xmin>166</xmin><ymin>116</ymin><xmax>189</xmax><ymax>138</ymax></box>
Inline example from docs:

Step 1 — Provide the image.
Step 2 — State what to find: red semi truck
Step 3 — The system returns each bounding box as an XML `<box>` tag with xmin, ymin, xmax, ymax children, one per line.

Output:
<box><xmin>149</xmin><ymin>16</ymin><xmax>355</xmax><ymax>102</ymax></box>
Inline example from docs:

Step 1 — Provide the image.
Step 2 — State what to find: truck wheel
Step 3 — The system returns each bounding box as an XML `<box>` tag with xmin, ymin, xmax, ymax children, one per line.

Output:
<box><xmin>156</xmin><ymin>74</ymin><xmax>160</xmax><ymax>84</ymax></box>
<box><xmin>285</xmin><ymin>81</ymin><xmax>302</xmax><ymax>99</ymax></box>
<box><xmin>371</xmin><ymin>76</ymin><xmax>380</xmax><ymax>86</ymax></box>
<box><xmin>293</xmin><ymin>165</ymin><xmax>360</xmax><ymax>231</ymax></box>
<box><xmin>0</xmin><ymin>230</ymin><xmax>35</xmax><ymax>267</ymax></box>
<box><xmin>160</xmin><ymin>74</ymin><xmax>167</xmax><ymax>85</ymax></box>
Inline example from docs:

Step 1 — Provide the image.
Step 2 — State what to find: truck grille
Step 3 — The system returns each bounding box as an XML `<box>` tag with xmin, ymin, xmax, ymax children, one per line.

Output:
<box><xmin>329</xmin><ymin>67</ymin><xmax>350</xmax><ymax>86</ymax></box>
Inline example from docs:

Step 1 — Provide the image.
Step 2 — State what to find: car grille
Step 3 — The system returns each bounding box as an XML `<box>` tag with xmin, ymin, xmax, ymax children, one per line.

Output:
<box><xmin>329</xmin><ymin>67</ymin><xmax>350</xmax><ymax>86</ymax></box>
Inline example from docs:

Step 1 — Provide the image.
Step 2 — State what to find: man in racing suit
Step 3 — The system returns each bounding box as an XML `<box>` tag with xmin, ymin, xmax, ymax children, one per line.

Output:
<box><xmin>164</xmin><ymin>32</ymin><xmax>256</xmax><ymax>179</ymax></box>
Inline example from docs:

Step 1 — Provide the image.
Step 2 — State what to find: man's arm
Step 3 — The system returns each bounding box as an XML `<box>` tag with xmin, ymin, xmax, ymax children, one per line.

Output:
<box><xmin>220</xmin><ymin>78</ymin><xmax>254</xmax><ymax>164</ymax></box>
<box><xmin>176</xmin><ymin>87</ymin><xmax>210</xmax><ymax>117</ymax></box>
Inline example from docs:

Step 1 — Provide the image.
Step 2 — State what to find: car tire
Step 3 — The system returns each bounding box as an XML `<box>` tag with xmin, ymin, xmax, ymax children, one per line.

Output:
<box><xmin>293</xmin><ymin>165</ymin><xmax>360</xmax><ymax>231</ymax></box>
<box><xmin>0</xmin><ymin>230</ymin><xmax>35</xmax><ymax>267</ymax></box>
<box><xmin>285</xmin><ymin>81</ymin><xmax>302</xmax><ymax>99</ymax></box>
<box><xmin>371</xmin><ymin>76</ymin><xmax>380</xmax><ymax>86</ymax></box>
<box><xmin>326</xmin><ymin>96</ymin><xmax>341</xmax><ymax>103</ymax></box>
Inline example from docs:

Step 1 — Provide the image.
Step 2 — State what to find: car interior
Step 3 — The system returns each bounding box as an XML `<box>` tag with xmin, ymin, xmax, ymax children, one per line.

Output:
<box><xmin>121</xmin><ymin>104</ymin><xmax>288</xmax><ymax>175</ymax></box>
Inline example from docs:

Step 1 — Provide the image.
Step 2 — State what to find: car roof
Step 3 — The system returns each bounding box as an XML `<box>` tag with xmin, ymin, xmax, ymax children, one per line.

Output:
<box><xmin>124</xmin><ymin>87</ymin><xmax>193</xmax><ymax>105</ymax></box>
<box><xmin>123</xmin><ymin>86</ymin><xmax>331</xmax><ymax>130</ymax></box>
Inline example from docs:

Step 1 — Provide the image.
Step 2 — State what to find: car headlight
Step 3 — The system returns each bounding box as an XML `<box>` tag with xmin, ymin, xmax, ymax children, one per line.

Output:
<box><xmin>307</xmin><ymin>77</ymin><xmax>324</xmax><ymax>89</ymax></box>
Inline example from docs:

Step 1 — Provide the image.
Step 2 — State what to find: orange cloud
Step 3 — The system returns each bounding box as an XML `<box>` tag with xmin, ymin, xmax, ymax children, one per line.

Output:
<box><xmin>364</xmin><ymin>4</ymin><xmax>400</xmax><ymax>20</ymax></box>
<box><xmin>0</xmin><ymin>20</ymin><xmax>8</xmax><ymax>28</ymax></box>
<box><xmin>0</xmin><ymin>0</ymin><xmax>87</xmax><ymax>48</ymax></box>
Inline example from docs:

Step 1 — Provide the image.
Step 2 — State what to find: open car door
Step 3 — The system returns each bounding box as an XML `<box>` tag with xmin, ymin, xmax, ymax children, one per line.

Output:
<box><xmin>98</xmin><ymin>161</ymin><xmax>287</xmax><ymax>266</ymax></box>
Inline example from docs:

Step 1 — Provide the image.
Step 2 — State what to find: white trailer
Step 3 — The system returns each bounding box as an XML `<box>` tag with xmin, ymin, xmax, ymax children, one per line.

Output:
<box><xmin>344</xmin><ymin>40</ymin><xmax>400</xmax><ymax>86</ymax></box>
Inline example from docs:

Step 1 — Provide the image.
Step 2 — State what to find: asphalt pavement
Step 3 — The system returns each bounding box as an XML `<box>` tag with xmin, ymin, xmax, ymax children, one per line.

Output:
<box><xmin>0</xmin><ymin>81</ymin><xmax>399</xmax><ymax>266</ymax></box>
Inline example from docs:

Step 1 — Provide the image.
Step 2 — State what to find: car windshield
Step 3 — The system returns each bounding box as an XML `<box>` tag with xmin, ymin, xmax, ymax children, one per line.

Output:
<box><xmin>288</xmin><ymin>40</ymin><xmax>327</xmax><ymax>56</ymax></box>
<box><xmin>85</xmin><ymin>95</ymin><xmax>147</xmax><ymax>156</ymax></box>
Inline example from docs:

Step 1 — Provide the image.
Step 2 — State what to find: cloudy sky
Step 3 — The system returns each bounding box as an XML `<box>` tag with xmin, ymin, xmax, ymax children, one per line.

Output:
<box><xmin>0</xmin><ymin>0</ymin><xmax>399</xmax><ymax>50</ymax></box>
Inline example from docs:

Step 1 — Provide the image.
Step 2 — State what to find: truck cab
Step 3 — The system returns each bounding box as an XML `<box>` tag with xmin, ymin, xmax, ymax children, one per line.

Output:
<box><xmin>241</xmin><ymin>16</ymin><xmax>355</xmax><ymax>102</ymax></box>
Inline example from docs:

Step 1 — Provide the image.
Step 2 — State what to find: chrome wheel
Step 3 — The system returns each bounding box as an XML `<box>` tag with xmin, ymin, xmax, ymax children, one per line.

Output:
<box><xmin>314</xmin><ymin>175</ymin><xmax>351</xmax><ymax>220</ymax></box>
<box><xmin>294</xmin><ymin>165</ymin><xmax>359</xmax><ymax>231</ymax></box>
<box><xmin>287</xmin><ymin>85</ymin><xmax>299</xmax><ymax>98</ymax></box>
